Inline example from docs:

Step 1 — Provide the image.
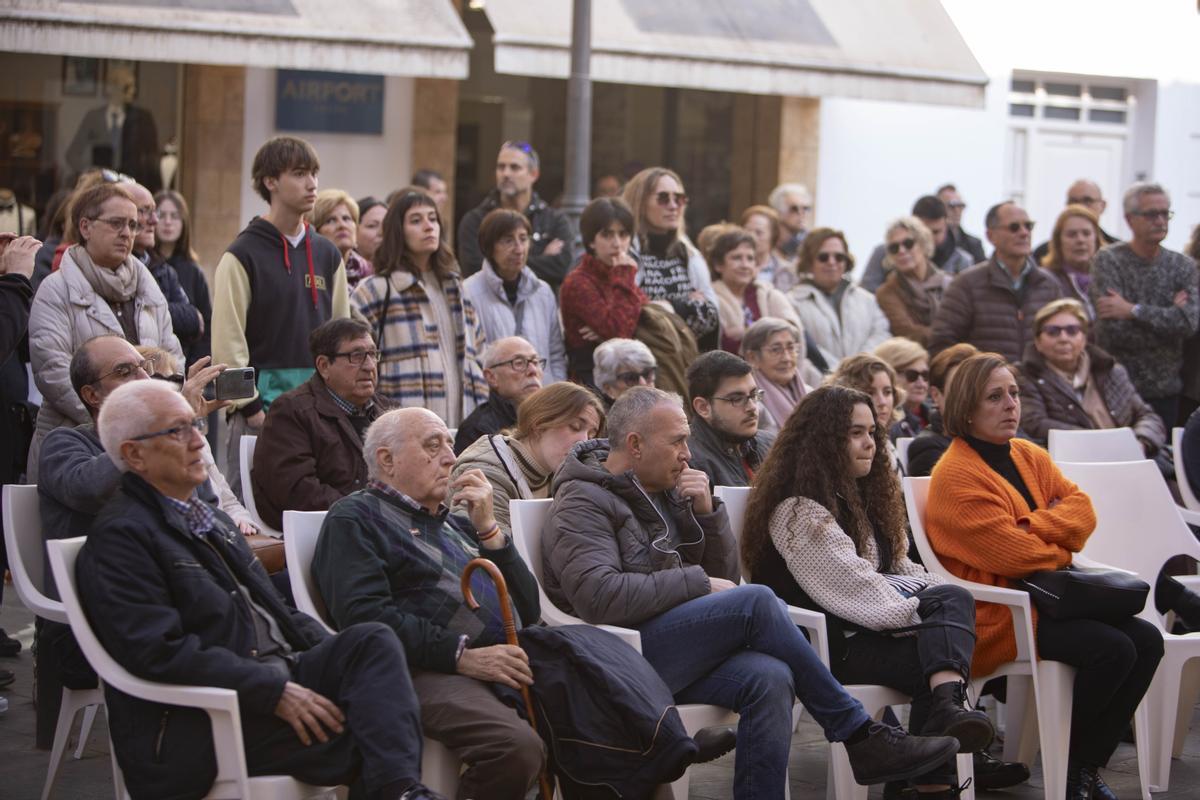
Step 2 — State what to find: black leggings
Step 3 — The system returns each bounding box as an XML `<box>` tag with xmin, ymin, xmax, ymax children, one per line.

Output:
<box><xmin>1035</xmin><ymin>615</ymin><xmax>1163</xmax><ymax>768</ymax></box>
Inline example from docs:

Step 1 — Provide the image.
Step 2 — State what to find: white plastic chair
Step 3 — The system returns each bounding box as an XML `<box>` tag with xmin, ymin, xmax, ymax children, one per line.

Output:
<box><xmin>240</xmin><ymin>436</ymin><xmax>283</xmax><ymax>537</ymax></box>
<box><xmin>1056</xmin><ymin>459</ymin><xmax>1200</xmax><ymax>792</ymax></box>
<box><xmin>280</xmin><ymin>510</ymin><xmax>463</xmax><ymax>795</ymax></box>
<box><xmin>46</xmin><ymin>536</ymin><xmax>340</xmax><ymax>799</ymax></box>
<box><xmin>904</xmin><ymin>477</ymin><xmax>1092</xmax><ymax>800</ymax></box>
<box><xmin>1172</xmin><ymin>427</ymin><xmax>1200</xmax><ymax>517</ymax></box>
<box><xmin>1047</xmin><ymin>427</ymin><xmax>1143</xmax><ymax>463</ymax></box>
<box><xmin>510</xmin><ymin>498</ymin><xmax>747</xmax><ymax>800</ymax></box>
<box><xmin>2</xmin><ymin>484</ymin><xmax>108</xmax><ymax>800</ymax></box>
<box><xmin>714</xmin><ymin>485</ymin><xmax>974</xmax><ymax>800</ymax></box>
<box><xmin>896</xmin><ymin>437</ymin><xmax>914</xmax><ymax>473</ymax></box>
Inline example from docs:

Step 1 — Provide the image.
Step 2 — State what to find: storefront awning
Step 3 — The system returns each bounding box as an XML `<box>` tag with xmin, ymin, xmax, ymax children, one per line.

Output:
<box><xmin>484</xmin><ymin>0</ymin><xmax>986</xmax><ymax>107</ymax></box>
<box><xmin>0</xmin><ymin>0</ymin><xmax>471</xmax><ymax>78</ymax></box>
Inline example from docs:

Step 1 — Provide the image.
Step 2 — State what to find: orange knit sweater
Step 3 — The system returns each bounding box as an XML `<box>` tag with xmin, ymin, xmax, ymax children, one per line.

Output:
<box><xmin>926</xmin><ymin>437</ymin><xmax>1096</xmax><ymax>677</ymax></box>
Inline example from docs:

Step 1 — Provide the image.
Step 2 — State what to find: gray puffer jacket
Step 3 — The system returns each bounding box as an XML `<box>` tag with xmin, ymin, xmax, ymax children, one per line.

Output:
<box><xmin>542</xmin><ymin>439</ymin><xmax>739</xmax><ymax>628</ymax></box>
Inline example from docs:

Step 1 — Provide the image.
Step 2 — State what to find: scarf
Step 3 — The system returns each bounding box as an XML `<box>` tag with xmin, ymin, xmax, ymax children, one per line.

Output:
<box><xmin>70</xmin><ymin>244</ymin><xmax>139</xmax><ymax>303</ymax></box>
<box><xmin>754</xmin><ymin>366</ymin><xmax>809</xmax><ymax>430</ymax></box>
<box><xmin>1049</xmin><ymin>351</ymin><xmax>1116</xmax><ymax>429</ymax></box>
<box><xmin>895</xmin><ymin>265</ymin><xmax>948</xmax><ymax>327</ymax></box>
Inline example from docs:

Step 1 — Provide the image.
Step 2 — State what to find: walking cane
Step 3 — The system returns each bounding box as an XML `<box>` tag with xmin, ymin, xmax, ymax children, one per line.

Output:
<box><xmin>461</xmin><ymin>557</ymin><xmax>555</xmax><ymax>800</ymax></box>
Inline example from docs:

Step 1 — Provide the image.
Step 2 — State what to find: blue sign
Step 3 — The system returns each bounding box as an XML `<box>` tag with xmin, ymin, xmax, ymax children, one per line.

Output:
<box><xmin>275</xmin><ymin>70</ymin><xmax>384</xmax><ymax>135</ymax></box>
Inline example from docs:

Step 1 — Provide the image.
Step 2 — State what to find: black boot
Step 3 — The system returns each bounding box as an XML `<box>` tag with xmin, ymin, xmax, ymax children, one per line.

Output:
<box><xmin>922</xmin><ymin>681</ymin><xmax>995</xmax><ymax>753</ymax></box>
<box><xmin>973</xmin><ymin>750</ymin><xmax>1030</xmax><ymax>789</ymax></box>
<box><xmin>844</xmin><ymin>723</ymin><xmax>959</xmax><ymax>785</ymax></box>
<box><xmin>1066</xmin><ymin>762</ymin><xmax>1099</xmax><ymax>800</ymax></box>
<box><xmin>692</xmin><ymin>725</ymin><xmax>737</xmax><ymax>763</ymax></box>
<box><xmin>1091</xmin><ymin>771</ymin><xmax>1119</xmax><ymax>800</ymax></box>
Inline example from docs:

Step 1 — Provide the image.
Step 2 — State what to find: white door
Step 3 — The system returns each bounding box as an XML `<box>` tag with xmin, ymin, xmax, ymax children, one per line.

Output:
<box><xmin>1027</xmin><ymin>130</ymin><xmax>1126</xmax><ymax>239</ymax></box>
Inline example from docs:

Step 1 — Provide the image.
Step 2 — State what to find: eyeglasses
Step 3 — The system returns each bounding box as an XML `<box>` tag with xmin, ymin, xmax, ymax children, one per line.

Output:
<box><xmin>1068</xmin><ymin>196</ymin><xmax>1100</xmax><ymax>206</ymax></box>
<box><xmin>490</xmin><ymin>355</ymin><xmax>545</xmax><ymax>372</ymax></box>
<box><xmin>816</xmin><ymin>252</ymin><xmax>848</xmax><ymax>265</ymax></box>
<box><xmin>886</xmin><ymin>238</ymin><xmax>916</xmax><ymax>255</ymax></box>
<box><xmin>93</xmin><ymin>355</ymin><xmax>157</xmax><ymax>384</ymax></box>
<box><xmin>946</xmin><ymin>201</ymin><xmax>966</xmax><ymax>210</ymax></box>
<box><xmin>1130</xmin><ymin>209</ymin><xmax>1174</xmax><ymax>221</ymax></box>
<box><xmin>712</xmin><ymin>388</ymin><xmax>765</xmax><ymax>409</ymax></box>
<box><xmin>1041</xmin><ymin>324</ymin><xmax>1083</xmax><ymax>338</ymax></box>
<box><xmin>333</xmin><ymin>349</ymin><xmax>381</xmax><ymax>366</ymax></box>
<box><xmin>787</xmin><ymin>204</ymin><xmax>811</xmax><ymax>215</ymax></box>
<box><xmin>654</xmin><ymin>191</ymin><xmax>688</xmax><ymax>208</ymax></box>
<box><xmin>130</xmin><ymin>417</ymin><xmax>208</xmax><ymax>443</ymax></box>
<box><xmin>903</xmin><ymin>369</ymin><xmax>930</xmax><ymax>383</ymax></box>
<box><xmin>137</xmin><ymin>206</ymin><xmax>158</xmax><ymax>220</ymax></box>
<box><xmin>993</xmin><ymin>220</ymin><xmax>1035</xmax><ymax>233</ymax></box>
<box><xmin>616</xmin><ymin>367</ymin><xmax>656</xmax><ymax>385</ymax></box>
<box><xmin>761</xmin><ymin>342</ymin><xmax>798</xmax><ymax>357</ymax></box>
<box><xmin>91</xmin><ymin>216</ymin><xmax>141</xmax><ymax>234</ymax></box>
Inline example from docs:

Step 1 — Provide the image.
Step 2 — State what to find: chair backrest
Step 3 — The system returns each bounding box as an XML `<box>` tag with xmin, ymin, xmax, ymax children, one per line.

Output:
<box><xmin>1173</xmin><ymin>427</ymin><xmax>1200</xmax><ymax>512</ymax></box>
<box><xmin>713</xmin><ymin>485</ymin><xmax>750</xmax><ymax>545</ymax></box>
<box><xmin>1047</xmin><ymin>427</ymin><xmax>1143</xmax><ymax>463</ymax></box>
<box><xmin>900</xmin><ymin>477</ymin><xmax>954</xmax><ymax>575</ymax></box>
<box><xmin>239</xmin><ymin>435</ymin><xmax>269</xmax><ymax>529</ymax></box>
<box><xmin>2</xmin><ymin>484</ymin><xmax>66</xmax><ymax>623</ymax></box>
<box><xmin>510</xmin><ymin>498</ymin><xmax>592</xmax><ymax>628</ymax></box>
<box><xmin>1057</xmin><ymin>459</ymin><xmax>1200</xmax><ymax>627</ymax></box>
<box><xmin>896</xmin><ymin>437</ymin><xmax>913</xmax><ymax>472</ymax></box>
<box><xmin>282</xmin><ymin>510</ymin><xmax>336</xmax><ymax>633</ymax></box>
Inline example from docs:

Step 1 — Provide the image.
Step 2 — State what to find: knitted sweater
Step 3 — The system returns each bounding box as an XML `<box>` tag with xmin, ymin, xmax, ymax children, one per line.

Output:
<box><xmin>925</xmin><ymin>437</ymin><xmax>1095</xmax><ymax>677</ymax></box>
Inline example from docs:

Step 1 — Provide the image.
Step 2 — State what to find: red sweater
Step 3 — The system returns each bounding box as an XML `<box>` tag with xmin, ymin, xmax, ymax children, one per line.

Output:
<box><xmin>559</xmin><ymin>254</ymin><xmax>647</xmax><ymax>350</ymax></box>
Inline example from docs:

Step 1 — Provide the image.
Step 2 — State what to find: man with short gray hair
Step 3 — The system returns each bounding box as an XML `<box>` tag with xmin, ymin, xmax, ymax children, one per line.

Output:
<box><xmin>543</xmin><ymin>386</ymin><xmax>960</xmax><ymax>795</ymax></box>
<box><xmin>453</xmin><ymin>335</ymin><xmax>544</xmax><ymax>454</ymax></box>
<box><xmin>1090</xmin><ymin>182</ymin><xmax>1198</xmax><ymax>424</ymax></box>
<box><xmin>768</xmin><ymin>182</ymin><xmax>811</xmax><ymax>259</ymax></box>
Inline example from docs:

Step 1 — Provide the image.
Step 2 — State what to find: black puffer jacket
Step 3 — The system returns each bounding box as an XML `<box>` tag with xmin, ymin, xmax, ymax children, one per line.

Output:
<box><xmin>457</xmin><ymin>189</ymin><xmax>574</xmax><ymax>290</ymax></box>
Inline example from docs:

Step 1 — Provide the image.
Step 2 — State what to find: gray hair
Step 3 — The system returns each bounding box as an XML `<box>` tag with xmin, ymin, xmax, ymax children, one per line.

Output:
<box><xmin>767</xmin><ymin>183</ymin><xmax>811</xmax><ymax>214</ymax></box>
<box><xmin>882</xmin><ymin>216</ymin><xmax>936</xmax><ymax>268</ymax></box>
<box><xmin>1123</xmin><ymin>182</ymin><xmax>1170</xmax><ymax>216</ymax></box>
<box><xmin>97</xmin><ymin>379</ymin><xmax>189</xmax><ymax>472</ymax></box>
<box><xmin>741</xmin><ymin>316</ymin><xmax>801</xmax><ymax>357</ymax></box>
<box><xmin>482</xmin><ymin>335</ymin><xmax>535</xmax><ymax>369</ymax></box>
<box><xmin>362</xmin><ymin>409</ymin><xmax>411</xmax><ymax>481</ymax></box>
<box><xmin>593</xmin><ymin>338</ymin><xmax>656</xmax><ymax>390</ymax></box>
<box><xmin>607</xmin><ymin>386</ymin><xmax>682</xmax><ymax>452</ymax></box>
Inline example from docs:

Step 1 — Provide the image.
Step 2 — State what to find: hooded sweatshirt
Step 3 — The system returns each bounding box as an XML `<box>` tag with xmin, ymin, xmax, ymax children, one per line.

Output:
<box><xmin>212</xmin><ymin>217</ymin><xmax>349</xmax><ymax>415</ymax></box>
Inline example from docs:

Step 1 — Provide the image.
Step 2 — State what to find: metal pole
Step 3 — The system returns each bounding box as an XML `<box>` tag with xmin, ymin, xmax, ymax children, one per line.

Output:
<box><xmin>562</xmin><ymin>0</ymin><xmax>592</xmax><ymax>237</ymax></box>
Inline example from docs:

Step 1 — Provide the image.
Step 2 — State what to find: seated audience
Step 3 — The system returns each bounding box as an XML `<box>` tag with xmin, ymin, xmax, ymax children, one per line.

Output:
<box><xmin>929</xmin><ymin>202</ymin><xmax>1062</xmax><ymax>363</ymax></box>
<box><xmin>744</xmin><ymin>385</ymin><xmax>1016</xmax><ymax>797</ymax></box>
<box><xmin>788</xmin><ymin>227</ymin><xmax>891</xmax><ymax>366</ymax></box>
<box><xmin>79</xmin><ymin>380</ymin><xmax>438</xmax><ymax>800</ymax></box>
<box><xmin>462</xmin><ymin>209</ymin><xmax>566</xmax><ymax>383</ymax></box>
<box><xmin>351</xmin><ymin>188</ymin><xmax>487</xmax><ymax>426</ymax></box>
<box><xmin>312</xmin><ymin>189</ymin><xmax>373</xmax><ymax>289</ymax></box>
<box><xmin>906</xmin><ymin>344</ymin><xmax>978</xmax><ymax>478</ymax></box>
<box><xmin>829</xmin><ymin>355</ymin><xmax>905</xmax><ymax>461</ymax></box>
<box><xmin>709</xmin><ymin>227</ymin><xmax>801</xmax><ymax>354</ymax></box>
<box><xmin>592</xmin><ymin>338</ymin><xmax>656</xmax><ymax>409</ymax></box>
<box><xmin>454</xmin><ymin>336</ymin><xmax>544</xmax><ymax>455</ymax></box>
<box><xmin>741</xmin><ymin>317</ymin><xmax>822</xmax><ymax>434</ymax></box>
<box><xmin>542</xmin><ymin>387</ymin><xmax>960</xmax><ymax>795</ymax></box>
<box><xmin>686</xmin><ymin>351</ymin><xmax>774</xmax><ymax>489</ymax></box>
<box><xmin>559</xmin><ymin>197</ymin><xmax>646</xmax><ymax>384</ymax></box>
<box><xmin>252</xmin><ymin>318</ymin><xmax>388</xmax><ymax>531</ymax></box>
<box><xmin>1040</xmin><ymin>205</ymin><xmax>1104</xmax><ymax>318</ymax></box>
<box><xmin>313</xmin><ymin>408</ymin><xmax>546</xmax><ymax>798</ymax></box>
<box><xmin>875</xmin><ymin>337</ymin><xmax>933</xmax><ymax>435</ymax></box>
<box><xmin>740</xmin><ymin>204</ymin><xmax>794</xmax><ymax>291</ymax></box>
<box><xmin>1017</xmin><ymin>299</ymin><xmax>1165</xmax><ymax>454</ymax></box>
<box><xmin>452</xmin><ymin>381</ymin><xmax>604</xmax><ymax>534</ymax></box>
<box><xmin>873</xmin><ymin>217</ymin><xmax>953</xmax><ymax>347</ymax></box>
<box><xmin>925</xmin><ymin>353</ymin><xmax>1163</xmax><ymax>798</ymax></box>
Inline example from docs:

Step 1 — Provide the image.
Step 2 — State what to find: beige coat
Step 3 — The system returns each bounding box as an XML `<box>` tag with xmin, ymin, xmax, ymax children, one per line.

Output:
<box><xmin>713</xmin><ymin>280</ymin><xmax>802</xmax><ymax>347</ymax></box>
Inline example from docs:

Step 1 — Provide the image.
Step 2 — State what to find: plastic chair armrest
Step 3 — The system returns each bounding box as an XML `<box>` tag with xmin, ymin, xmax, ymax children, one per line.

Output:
<box><xmin>787</xmin><ymin>605</ymin><xmax>831</xmax><ymax>665</ymax></box>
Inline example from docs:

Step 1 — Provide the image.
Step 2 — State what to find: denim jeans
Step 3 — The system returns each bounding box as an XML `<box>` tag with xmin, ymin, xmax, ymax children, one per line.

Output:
<box><xmin>637</xmin><ymin>584</ymin><xmax>870</xmax><ymax>800</ymax></box>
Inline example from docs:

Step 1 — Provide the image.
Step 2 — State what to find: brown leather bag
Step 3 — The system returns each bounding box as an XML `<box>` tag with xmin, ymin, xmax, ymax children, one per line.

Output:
<box><xmin>245</xmin><ymin>533</ymin><xmax>285</xmax><ymax>574</ymax></box>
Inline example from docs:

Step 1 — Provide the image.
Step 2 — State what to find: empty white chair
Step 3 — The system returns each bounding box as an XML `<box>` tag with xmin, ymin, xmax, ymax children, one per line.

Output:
<box><xmin>896</xmin><ymin>437</ymin><xmax>913</xmax><ymax>473</ymax></box>
<box><xmin>240</xmin><ymin>435</ymin><xmax>283</xmax><ymax>537</ymax></box>
<box><xmin>1047</xmin><ymin>427</ymin><xmax>1143</xmax><ymax>464</ymax></box>
<box><xmin>46</xmin><ymin>536</ymin><xmax>340</xmax><ymax>800</ymax></box>
<box><xmin>2</xmin><ymin>484</ymin><xmax>108</xmax><ymax>800</ymax></box>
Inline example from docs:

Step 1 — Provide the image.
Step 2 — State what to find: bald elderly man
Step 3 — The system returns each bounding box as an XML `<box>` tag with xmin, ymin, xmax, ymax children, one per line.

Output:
<box><xmin>77</xmin><ymin>380</ymin><xmax>439</xmax><ymax>800</ymax></box>
<box><xmin>1032</xmin><ymin>178</ymin><xmax>1121</xmax><ymax>262</ymax></box>
<box><xmin>453</xmin><ymin>335</ymin><xmax>544</xmax><ymax>454</ymax></box>
<box><xmin>313</xmin><ymin>407</ymin><xmax>548</xmax><ymax>799</ymax></box>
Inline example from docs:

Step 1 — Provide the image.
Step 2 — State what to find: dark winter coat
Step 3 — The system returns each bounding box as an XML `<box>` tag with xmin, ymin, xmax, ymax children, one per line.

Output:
<box><xmin>457</xmin><ymin>190</ymin><xmax>574</xmax><ymax>290</ymax></box>
<box><xmin>686</xmin><ymin>416</ymin><xmax>774</xmax><ymax>489</ymax></box>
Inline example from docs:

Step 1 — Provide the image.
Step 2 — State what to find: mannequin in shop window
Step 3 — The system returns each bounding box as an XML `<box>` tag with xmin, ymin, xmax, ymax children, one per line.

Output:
<box><xmin>66</xmin><ymin>63</ymin><xmax>160</xmax><ymax>192</ymax></box>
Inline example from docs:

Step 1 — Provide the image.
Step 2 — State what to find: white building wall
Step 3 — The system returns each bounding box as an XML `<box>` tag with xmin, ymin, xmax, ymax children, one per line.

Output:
<box><xmin>239</xmin><ymin>68</ymin><xmax>415</xmax><ymax>225</ymax></box>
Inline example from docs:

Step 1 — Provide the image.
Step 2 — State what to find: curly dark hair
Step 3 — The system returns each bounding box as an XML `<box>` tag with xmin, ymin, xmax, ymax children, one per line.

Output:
<box><xmin>742</xmin><ymin>385</ymin><xmax>909</xmax><ymax>576</ymax></box>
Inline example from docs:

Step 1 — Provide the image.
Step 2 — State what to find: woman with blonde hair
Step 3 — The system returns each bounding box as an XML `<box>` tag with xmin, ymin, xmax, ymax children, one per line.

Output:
<box><xmin>875</xmin><ymin>337</ymin><xmax>932</xmax><ymax>435</ymax></box>
<box><xmin>874</xmin><ymin>217</ymin><xmax>952</xmax><ymax>347</ymax></box>
<box><xmin>312</xmin><ymin>188</ymin><xmax>373</xmax><ymax>289</ymax></box>
<box><xmin>740</xmin><ymin>204</ymin><xmax>794</xmax><ymax>290</ymax></box>
<box><xmin>1041</xmin><ymin>205</ymin><xmax>1104</xmax><ymax>317</ymax></box>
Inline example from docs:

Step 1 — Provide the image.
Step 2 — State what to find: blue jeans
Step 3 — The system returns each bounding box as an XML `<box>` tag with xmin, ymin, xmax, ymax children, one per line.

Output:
<box><xmin>637</xmin><ymin>584</ymin><xmax>870</xmax><ymax>799</ymax></box>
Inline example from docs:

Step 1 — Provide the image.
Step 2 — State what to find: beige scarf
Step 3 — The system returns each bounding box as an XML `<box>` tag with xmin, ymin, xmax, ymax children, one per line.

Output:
<box><xmin>70</xmin><ymin>244</ymin><xmax>139</xmax><ymax>303</ymax></box>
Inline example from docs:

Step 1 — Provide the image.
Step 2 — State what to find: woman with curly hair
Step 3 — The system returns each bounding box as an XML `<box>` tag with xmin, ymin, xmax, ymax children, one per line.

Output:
<box><xmin>742</xmin><ymin>385</ymin><xmax>995</xmax><ymax>798</ymax></box>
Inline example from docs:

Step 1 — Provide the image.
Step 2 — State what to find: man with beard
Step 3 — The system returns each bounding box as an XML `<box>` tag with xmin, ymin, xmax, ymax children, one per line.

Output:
<box><xmin>685</xmin><ymin>351</ymin><xmax>774</xmax><ymax>488</ymax></box>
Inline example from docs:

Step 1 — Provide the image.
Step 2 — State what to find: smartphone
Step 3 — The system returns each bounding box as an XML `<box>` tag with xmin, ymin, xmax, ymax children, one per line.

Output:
<box><xmin>203</xmin><ymin>368</ymin><xmax>257</xmax><ymax>401</ymax></box>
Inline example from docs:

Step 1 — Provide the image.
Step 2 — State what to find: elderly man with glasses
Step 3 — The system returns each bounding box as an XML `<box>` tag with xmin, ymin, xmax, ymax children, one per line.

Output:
<box><xmin>251</xmin><ymin>317</ymin><xmax>390</xmax><ymax>531</ymax></box>
<box><xmin>453</xmin><ymin>336</ymin><xmax>544</xmax><ymax>455</ymax></box>
<box><xmin>685</xmin><ymin>350</ymin><xmax>775</xmax><ymax>489</ymax></box>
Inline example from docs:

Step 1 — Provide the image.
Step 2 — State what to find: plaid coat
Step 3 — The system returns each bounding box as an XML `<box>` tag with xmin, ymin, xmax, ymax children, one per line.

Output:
<box><xmin>351</xmin><ymin>269</ymin><xmax>488</xmax><ymax>424</ymax></box>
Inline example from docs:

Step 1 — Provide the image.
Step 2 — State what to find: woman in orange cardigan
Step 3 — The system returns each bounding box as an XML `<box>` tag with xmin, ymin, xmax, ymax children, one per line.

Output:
<box><xmin>926</xmin><ymin>353</ymin><xmax>1162</xmax><ymax>800</ymax></box>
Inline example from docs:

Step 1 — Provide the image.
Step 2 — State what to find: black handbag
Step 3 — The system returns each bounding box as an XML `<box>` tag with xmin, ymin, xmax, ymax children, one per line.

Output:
<box><xmin>1016</xmin><ymin>565</ymin><xmax>1149</xmax><ymax>623</ymax></box>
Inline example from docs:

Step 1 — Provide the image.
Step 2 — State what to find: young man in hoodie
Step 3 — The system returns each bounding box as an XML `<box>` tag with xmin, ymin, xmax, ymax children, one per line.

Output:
<box><xmin>212</xmin><ymin>136</ymin><xmax>349</xmax><ymax>499</ymax></box>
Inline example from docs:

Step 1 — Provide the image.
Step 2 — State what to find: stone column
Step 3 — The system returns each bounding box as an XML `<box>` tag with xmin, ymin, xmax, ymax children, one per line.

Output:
<box><xmin>411</xmin><ymin>77</ymin><xmax>460</xmax><ymax>237</ymax></box>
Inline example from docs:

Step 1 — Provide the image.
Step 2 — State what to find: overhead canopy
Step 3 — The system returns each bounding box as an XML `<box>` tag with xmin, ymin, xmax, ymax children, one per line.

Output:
<box><xmin>0</xmin><ymin>0</ymin><xmax>471</xmax><ymax>78</ymax></box>
<box><xmin>484</xmin><ymin>0</ymin><xmax>986</xmax><ymax>107</ymax></box>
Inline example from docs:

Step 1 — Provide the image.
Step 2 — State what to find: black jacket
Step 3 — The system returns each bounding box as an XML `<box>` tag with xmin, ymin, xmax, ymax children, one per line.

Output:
<box><xmin>0</xmin><ymin>273</ymin><xmax>33</xmax><ymax>484</ymax></box>
<box><xmin>168</xmin><ymin>253</ymin><xmax>213</xmax><ymax>365</ymax></box>
<box><xmin>906</xmin><ymin>411</ymin><xmax>951</xmax><ymax>478</ymax></box>
<box><xmin>454</xmin><ymin>393</ymin><xmax>518</xmax><ymax>455</ymax></box>
<box><xmin>146</xmin><ymin>253</ymin><xmax>202</xmax><ymax>345</ymax></box>
<box><xmin>685</xmin><ymin>416</ymin><xmax>774</xmax><ymax>489</ymax></box>
<box><xmin>78</xmin><ymin>473</ymin><xmax>330</xmax><ymax>800</ymax></box>
<box><xmin>457</xmin><ymin>190</ymin><xmax>574</xmax><ymax>290</ymax></box>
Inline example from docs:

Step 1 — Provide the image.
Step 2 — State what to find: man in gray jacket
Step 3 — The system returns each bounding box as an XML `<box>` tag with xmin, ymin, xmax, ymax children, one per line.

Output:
<box><xmin>685</xmin><ymin>350</ymin><xmax>774</xmax><ymax>489</ymax></box>
<box><xmin>542</xmin><ymin>387</ymin><xmax>959</xmax><ymax>796</ymax></box>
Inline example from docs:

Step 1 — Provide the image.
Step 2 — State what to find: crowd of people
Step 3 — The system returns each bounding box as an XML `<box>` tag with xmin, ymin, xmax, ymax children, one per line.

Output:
<box><xmin>2</xmin><ymin>131</ymin><xmax>1200</xmax><ymax>800</ymax></box>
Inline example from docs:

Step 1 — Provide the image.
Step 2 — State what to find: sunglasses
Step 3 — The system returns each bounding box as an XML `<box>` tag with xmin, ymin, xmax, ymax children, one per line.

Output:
<box><xmin>787</xmin><ymin>204</ymin><xmax>811</xmax><ymax>214</ymax></box>
<box><xmin>1041</xmin><ymin>324</ymin><xmax>1083</xmax><ymax>338</ymax></box>
<box><xmin>654</xmin><ymin>191</ymin><xmax>688</xmax><ymax>208</ymax></box>
<box><xmin>816</xmin><ymin>252</ymin><xmax>848</xmax><ymax>264</ymax></box>
<box><xmin>887</xmin><ymin>238</ymin><xmax>916</xmax><ymax>255</ymax></box>
<box><xmin>1068</xmin><ymin>196</ymin><xmax>1100</xmax><ymax>206</ymax></box>
<box><xmin>994</xmin><ymin>220</ymin><xmax>1036</xmax><ymax>234</ymax></box>
<box><xmin>616</xmin><ymin>367</ymin><xmax>656</xmax><ymax>385</ymax></box>
<box><xmin>903</xmin><ymin>369</ymin><xmax>929</xmax><ymax>383</ymax></box>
